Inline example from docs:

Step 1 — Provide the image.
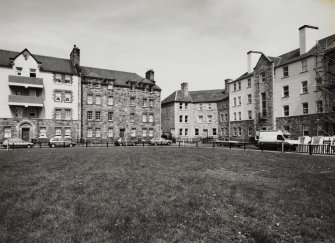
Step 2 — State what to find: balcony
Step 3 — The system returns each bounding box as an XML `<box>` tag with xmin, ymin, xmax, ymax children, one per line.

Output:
<box><xmin>8</xmin><ymin>75</ymin><xmax>43</xmax><ymax>88</ymax></box>
<box><xmin>8</xmin><ymin>95</ymin><xmax>44</xmax><ymax>107</ymax></box>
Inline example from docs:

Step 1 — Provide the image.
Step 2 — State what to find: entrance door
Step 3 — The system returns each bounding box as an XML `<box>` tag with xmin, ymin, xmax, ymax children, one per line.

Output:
<box><xmin>22</xmin><ymin>128</ymin><xmax>30</xmax><ymax>142</ymax></box>
<box><xmin>120</xmin><ymin>129</ymin><xmax>125</xmax><ymax>138</ymax></box>
<box><xmin>202</xmin><ymin>129</ymin><xmax>208</xmax><ymax>138</ymax></box>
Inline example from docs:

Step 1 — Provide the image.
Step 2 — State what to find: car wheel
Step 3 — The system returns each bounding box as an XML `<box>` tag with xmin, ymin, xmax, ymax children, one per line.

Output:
<box><xmin>27</xmin><ymin>145</ymin><xmax>31</xmax><ymax>148</ymax></box>
<box><xmin>69</xmin><ymin>144</ymin><xmax>73</xmax><ymax>147</ymax></box>
<box><xmin>51</xmin><ymin>144</ymin><xmax>55</xmax><ymax>148</ymax></box>
<box><xmin>132</xmin><ymin>142</ymin><xmax>136</xmax><ymax>146</ymax></box>
<box><xmin>167</xmin><ymin>142</ymin><xmax>171</xmax><ymax>145</ymax></box>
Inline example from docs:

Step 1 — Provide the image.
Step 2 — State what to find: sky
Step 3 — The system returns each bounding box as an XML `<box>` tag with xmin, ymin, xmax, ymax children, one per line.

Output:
<box><xmin>0</xmin><ymin>0</ymin><xmax>334</xmax><ymax>99</ymax></box>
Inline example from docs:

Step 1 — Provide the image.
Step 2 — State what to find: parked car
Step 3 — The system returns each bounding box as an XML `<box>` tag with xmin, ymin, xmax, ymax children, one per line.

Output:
<box><xmin>150</xmin><ymin>138</ymin><xmax>172</xmax><ymax>145</ymax></box>
<box><xmin>3</xmin><ymin>138</ymin><xmax>34</xmax><ymax>148</ymax></box>
<box><xmin>114</xmin><ymin>138</ymin><xmax>138</xmax><ymax>146</ymax></box>
<box><xmin>49</xmin><ymin>137</ymin><xmax>76</xmax><ymax>148</ymax></box>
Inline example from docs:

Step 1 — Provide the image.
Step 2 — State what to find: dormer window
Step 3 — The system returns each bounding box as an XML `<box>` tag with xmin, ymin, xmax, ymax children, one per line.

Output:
<box><xmin>16</xmin><ymin>67</ymin><xmax>22</xmax><ymax>76</ymax></box>
<box><xmin>55</xmin><ymin>74</ymin><xmax>62</xmax><ymax>84</ymax></box>
<box><xmin>64</xmin><ymin>76</ymin><xmax>72</xmax><ymax>85</ymax></box>
<box><xmin>107</xmin><ymin>80</ymin><xmax>113</xmax><ymax>90</ymax></box>
<box><xmin>55</xmin><ymin>91</ymin><xmax>61</xmax><ymax>102</ymax></box>
<box><xmin>130</xmin><ymin>83</ymin><xmax>135</xmax><ymax>91</ymax></box>
<box><xmin>30</xmin><ymin>69</ymin><xmax>36</xmax><ymax>77</ymax></box>
<box><xmin>94</xmin><ymin>82</ymin><xmax>101</xmax><ymax>89</ymax></box>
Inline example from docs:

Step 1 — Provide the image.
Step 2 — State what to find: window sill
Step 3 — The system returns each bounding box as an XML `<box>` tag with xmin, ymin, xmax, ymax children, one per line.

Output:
<box><xmin>282</xmin><ymin>96</ymin><xmax>289</xmax><ymax>99</ymax></box>
<box><xmin>300</xmin><ymin>70</ymin><xmax>308</xmax><ymax>74</ymax></box>
<box><xmin>300</xmin><ymin>92</ymin><xmax>308</xmax><ymax>95</ymax></box>
<box><xmin>281</xmin><ymin>76</ymin><xmax>289</xmax><ymax>79</ymax></box>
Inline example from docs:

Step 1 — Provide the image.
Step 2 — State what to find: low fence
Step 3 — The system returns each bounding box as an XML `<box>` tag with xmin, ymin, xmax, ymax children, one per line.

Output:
<box><xmin>296</xmin><ymin>144</ymin><xmax>335</xmax><ymax>155</ymax></box>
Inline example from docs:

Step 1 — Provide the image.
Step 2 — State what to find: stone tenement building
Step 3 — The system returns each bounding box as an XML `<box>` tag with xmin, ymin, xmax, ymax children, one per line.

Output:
<box><xmin>0</xmin><ymin>46</ymin><xmax>161</xmax><ymax>142</ymax></box>
<box><xmin>161</xmin><ymin>82</ymin><xmax>228</xmax><ymax>140</ymax></box>
<box><xmin>229</xmin><ymin>25</ymin><xmax>335</xmax><ymax>140</ymax></box>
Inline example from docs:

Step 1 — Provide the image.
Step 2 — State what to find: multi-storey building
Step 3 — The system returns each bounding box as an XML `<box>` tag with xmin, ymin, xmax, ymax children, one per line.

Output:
<box><xmin>228</xmin><ymin>25</ymin><xmax>335</xmax><ymax>139</ymax></box>
<box><xmin>0</xmin><ymin>46</ymin><xmax>161</xmax><ymax>142</ymax></box>
<box><xmin>161</xmin><ymin>82</ymin><xmax>228</xmax><ymax>141</ymax></box>
<box><xmin>0</xmin><ymin>48</ymin><xmax>81</xmax><ymax>142</ymax></box>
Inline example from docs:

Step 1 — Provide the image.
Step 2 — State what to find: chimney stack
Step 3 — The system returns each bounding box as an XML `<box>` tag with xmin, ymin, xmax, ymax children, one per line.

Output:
<box><xmin>146</xmin><ymin>69</ymin><xmax>154</xmax><ymax>82</ymax></box>
<box><xmin>247</xmin><ymin>51</ymin><xmax>252</xmax><ymax>74</ymax></box>
<box><xmin>299</xmin><ymin>25</ymin><xmax>318</xmax><ymax>55</ymax></box>
<box><xmin>181</xmin><ymin>82</ymin><xmax>189</xmax><ymax>97</ymax></box>
<box><xmin>70</xmin><ymin>45</ymin><xmax>80</xmax><ymax>67</ymax></box>
<box><xmin>224</xmin><ymin>79</ymin><xmax>232</xmax><ymax>92</ymax></box>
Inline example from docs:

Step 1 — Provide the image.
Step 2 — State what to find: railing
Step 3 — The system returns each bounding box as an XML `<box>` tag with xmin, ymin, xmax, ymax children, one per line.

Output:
<box><xmin>297</xmin><ymin>144</ymin><xmax>335</xmax><ymax>155</ymax></box>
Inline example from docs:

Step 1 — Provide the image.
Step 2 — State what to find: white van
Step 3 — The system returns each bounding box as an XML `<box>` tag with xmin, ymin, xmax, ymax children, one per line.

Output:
<box><xmin>255</xmin><ymin>130</ymin><xmax>299</xmax><ymax>148</ymax></box>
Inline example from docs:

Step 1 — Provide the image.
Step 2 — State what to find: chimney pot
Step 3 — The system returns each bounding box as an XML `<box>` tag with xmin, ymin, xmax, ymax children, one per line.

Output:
<box><xmin>70</xmin><ymin>45</ymin><xmax>80</xmax><ymax>67</ymax></box>
<box><xmin>181</xmin><ymin>82</ymin><xmax>189</xmax><ymax>97</ymax></box>
<box><xmin>145</xmin><ymin>69</ymin><xmax>154</xmax><ymax>81</ymax></box>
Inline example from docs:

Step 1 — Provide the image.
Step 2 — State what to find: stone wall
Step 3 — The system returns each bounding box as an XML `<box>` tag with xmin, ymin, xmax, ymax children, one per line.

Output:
<box><xmin>230</xmin><ymin>120</ymin><xmax>254</xmax><ymax>140</ymax></box>
<box><xmin>217</xmin><ymin>98</ymin><xmax>229</xmax><ymax>137</ymax></box>
<box><xmin>161</xmin><ymin>102</ymin><xmax>175</xmax><ymax>136</ymax></box>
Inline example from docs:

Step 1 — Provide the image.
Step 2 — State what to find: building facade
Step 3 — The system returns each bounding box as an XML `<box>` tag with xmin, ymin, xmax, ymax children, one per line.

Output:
<box><xmin>161</xmin><ymin>83</ymin><xmax>228</xmax><ymax>141</ymax></box>
<box><xmin>0</xmin><ymin>46</ymin><xmax>161</xmax><ymax>142</ymax></box>
<box><xmin>228</xmin><ymin>26</ymin><xmax>335</xmax><ymax>140</ymax></box>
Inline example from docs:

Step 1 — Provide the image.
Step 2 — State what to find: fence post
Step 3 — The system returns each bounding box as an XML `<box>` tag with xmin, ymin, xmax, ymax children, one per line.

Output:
<box><xmin>282</xmin><ymin>141</ymin><xmax>284</xmax><ymax>154</ymax></box>
<box><xmin>86</xmin><ymin>141</ymin><xmax>88</xmax><ymax>147</ymax></box>
<box><xmin>261</xmin><ymin>143</ymin><xmax>264</xmax><ymax>152</ymax></box>
<box><xmin>161</xmin><ymin>141</ymin><xmax>162</xmax><ymax>146</ymax></box>
<box><xmin>107</xmin><ymin>142</ymin><xmax>108</xmax><ymax>148</ymax></box>
<box><xmin>213</xmin><ymin>141</ymin><xmax>215</xmax><ymax>148</ymax></box>
<box><xmin>39</xmin><ymin>142</ymin><xmax>42</xmax><ymax>148</ymax></box>
<box><xmin>143</xmin><ymin>141</ymin><xmax>145</xmax><ymax>147</ymax></box>
<box><xmin>64</xmin><ymin>142</ymin><xmax>65</xmax><ymax>148</ymax></box>
<box><xmin>309</xmin><ymin>144</ymin><xmax>312</xmax><ymax>155</ymax></box>
<box><xmin>229</xmin><ymin>143</ymin><xmax>232</xmax><ymax>149</ymax></box>
<box><xmin>12</xmin><ymin>143</ymin><xmax>14</xmax><ymax>150</ymax></box>
<box><xmin>179</xmin><ymin>141</ymin><xmax>180</xmax><ymax>147</ymax></box>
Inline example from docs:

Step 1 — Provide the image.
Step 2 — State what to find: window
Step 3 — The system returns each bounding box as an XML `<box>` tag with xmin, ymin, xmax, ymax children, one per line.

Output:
<box><xmin>233</xmin><ymin>112</ymin><xmax>236</xmax><ymax>121</ymax></box>
<box><xmin>185</xmin><ymin>103</ymin><xmax>188</xmax><ymax>109</ymax></box>
<box><xmin>149</xmin><ymin>99</ymin><xmax>154</xmax><ymax>107</ymax></box>
<box><xmin>248</xmin><ymin>110</ymin><xmax>252</xmax><ymax>119</ymax></box>
<box><xmin>16</xmin><ymin>90</ymin><xmax>23</xmax><ymax>96</ymax></box>
<box><xmin>261</xmin><ymin>93</ymin><xmax>267</xmax><ymax>117</ymax></box>
<box><xmin>94</xmin><ymin>128</ymin><xmax>100</xmax><ymax>138</ymax></box>
<box><xmin>55</xmin><ymin>91</ymin><xmax>62</xmax><ymax>102</ymax></box>
<box><xmin>29</xmin><ymin>89</ymin><xmax>36</xmax><ymax>97</ymax></box>
<box><xmin>55</xmin><ymin>127</ymin><xmax>62</xmax><ymax>136</ymax></box>
<box><xmin>55</xmin><ymin>109</ymin><xmax>61</xmax><ymax>120</ymax></box>
<box><xmin>179</xmin><ymin>103</ymin><xmax>183</xmax><ymax>109</ymax></box>
<box><xmin>233</xmin><ymin>97</ymin><xmax>236</xmax><ymax>106</ymax></box>
<box><xmin>131</xmin><ymin>128</ymin><xmax>136</xmax><ymax>137</ymax></box>
<box><xmin>87</xmin><ymin>95</ymin><xmax>93</xmax><ymax>105</ymax></box>
<box><xmin>283</xmin><ymin>125</ymin><xmax>290</xmax><ymax>132</ymax></box>
<box><xmin>4</xmin><ymin>127</ymin><xmax>11</xmax><ymax>138</ymax></box>
<box><xmin>108</xmin><ymin>96</ymin><xmax>114</xmax><ymax>106</ymax></box>
<box><xmin>283</xmin><ymin>86</ymin><xmax>289</xmax><ymax>98</ymax></box>
<box><xmin>303</xmin><ymin>103</ymin><xmax>308</xmax><ymax>114</ymax></box>
<box><xmin>142</xmin><ymin>114</ymin><xmax>147</xmax><ymax>122</ymax></box>
<box><xmin>65</xmin><ymin>92</ymin><xmax>71</xmax><ymax>102</ymax></box>
<box><xmin>65</xmin><ymin>109</ymin><xmax>71</xmax><ymax>120</ymax></box>
<box><xmin>16</xmin><ymin>67</ymin><xmax>22</xmax><ymax>76</ymax></box>
<box><xmin>37</xmin><ymin>127</ymin><xmax>46</xmax><ymax>138</ymax></box>
<box><xmin>142</xmin><ymin>99</ymin><xmax>147</xmax><ymax>107</ymax></box>
<box><xmin>316</xmin><ymin>100</ymin><xmax>323</xmax><ymax>113</ymax></box>
<box><xmin>94</xmin><ymin>83</ymin><xmax>101</xmax><ymax>89</ymax></box>
<box><xmin>30</xmin><ymin>107</ymin><xmax>37</xmax><ymax>117</ymax></box>
<box><xmin>238</xmin><ymin>81</ymin><xmax>241</xmax><ymax>90</ymax></box>
<box><xmin>142</xmin><ymin>129</ymin><xmax>147</xmax><ymax>138</ymax></box>
<box><xmin>233</xmin><ymin>83</ymin><xmax>237</xmax><ymax>91</ymax></box>
<box><xmin>185</xmin><ymin>129</ymin><xmax>188</xmax><ymax>136</ymax></box>
<box><xmin>198</xmin><ymin>104</ymin><xmax>203</xmax><ymax>110</ymax></box>
<box><xmin>29</xmin><ymin>69</ymin><xmax>36</xmax><ymax>77</ymax></box>
<box><xmin>238</xmin><ymin>127</ymin><xmax>242</xmax><ymax>136</ymax></box>
<box><xmin>261</xmin><ymin>72</ymin><xmax>266</xmax><ymax>82</ymax></box>
<box><xmin>65</xmin><ymin>127</ymin><xmax>71</xmax><ymax>137</ymax></box>
<box><xmin>208</xmin><ymin>103</ymin><xmax>212</xmax><ymax>110</ymax></box>
<box><xmin>149</xmin><ymin>114</ymin><xmax>154</xmax><ymax>123</ymax></box>
<box><xmin>195</xmin><ymin>128</ymin><xmax>199</xmax><ymax>136</ymax></box>
<box><xmin>87</xmin><ymin>128</ymin><xmax>92</xmax><ymax>138</ymax></box>
<box><xmin>130</xmin><ymin>113</ymin><xmax>135</xmax><ymax>122</ymax></box>
<box><xmin>247</xmin><ymin>78</ymin><xmax>251</xmax><ymax>88</ymax></box>
<box><xmin>87</xmin><ymin>111</ymin><xmax>93</xmax><ymax>120</ymax></box>
<box><xmin>303</xmin><ymin>126</ymin><xmax>309</xmax><ymax>136</ymax></box>
<box><xmin>233</xmin><ymin>127</ymin><xmax>237</xmax><ymax>136</ymax></box>
<box><xmin>283</xmin><ymin>105</ymin><xmax>289</xmax><ymax>116</ymax></box>
<box><xmin>148</xmin><ymin>128</ymin><xmax>153</xmax><ymax>137</ymax></box>
<box><xmin>95</xmin><ymin>96</ymin><xmax>101</xmax><ymax>105</ymax></box>
<box><xmin>283</xmin><ymin>66</ymin><xmax>289</xmax><ymax>77</ymax></box>
<box><xmin>95</xmin><ymin>111</ymin><xmax>101</xmax><ymax>120</ymax></box>
<box><xmin>185</xmin><ymin>115</ymin><xmax>188</xmax><ymax>123</ymax></box>
<box><xmin>212</xmin><ymin>128</ymin><xmax>217</xmax><ymax>136</ymax></box>
<box><xmin>55</xmin><ymin>74</ymin><xmax>62</xmax><ymax>84</ymax></box>
<box><xmin>301</xmin><ymin>81</ymin><xmax>308</xmax><ymax>94</ymax></box>
<box><xmin>64</xmin><ymin>76</ymin><xmax>72</xmax><ymax>85</ymax></box>
<box><xmin>248</xmin><ymin>127</ymin><xmax>252</xmax><ymax>137</ymax></box>
<box><xmin>179</xmin><ymin>115</ymin><xmax>183</xmax><ymax>122</ymax></box>
<box><xmin>238</xmin><ymin>96</ymin><xmax>241</xmax><ymax>106</ymax></box>
<box><xmin>130</xmin><ymin>97</ymin><xmax>135</xmax><ymax>106</ymax></box>
<box><xmin>108</xmin><ymin>80</ymin><xmax>114</xmax><ymax>90</ymax></box>
<box><xmin>108</xmin><ymin>112</ymin><xmax>113</xmax><ymax>121</ymax></box>
<box><xmin>198</xmin><ymin>115</ymin><xmax>203</xmax><ymax>123</ymax></box>
<box><xmin>302</xmin><ymin>59</ymin><xmax>307</xmax><ymax>72</ymax></box>
<box><xmin>225</xmin><ymin>114</ymin><xmax>228</xmax><ymax>121</ymax></box>
<box><xmin>224</xmin><ymin>128</ymin><xmax>228</xmax><ymax>136</ymax></box>
<box><xmin>179</xmin><ymin>129</ymin><xmax>183</xmax><ymax>136</ymax></box>
<box><xmin>247</xmin><ymin>94</ymin><xmax>252</xmax><ymax>104</ymax></box>
<box><xmin>207</xmin><ymin>115</ymin><xmax>212</xmax><ymax>123</ymax></box>
<box><xmin>220</xmin><ymin>114</ymin><xmax>224</xmax><ymax>122</ymax></box>
<box><xmin>108</xmin><ymin>128</ymin><xmax>114</xmax><ymax>137</ymax></box>
<box><xmin>238</xmin><ymin>112</ymin><xmax>241</xmax><ymax>120</ymax></box>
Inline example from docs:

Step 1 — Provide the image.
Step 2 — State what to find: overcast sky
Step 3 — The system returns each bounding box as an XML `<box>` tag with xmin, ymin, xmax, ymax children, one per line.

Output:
<box><xmin>0</xmin><ymin>0</ymin><xmax>334</xmax><ymax>99</ymax></box>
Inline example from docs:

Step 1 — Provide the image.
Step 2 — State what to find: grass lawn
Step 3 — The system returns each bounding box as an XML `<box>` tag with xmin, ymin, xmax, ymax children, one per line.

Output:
<box><xmin>0</xmin><ymin>147</ymin><xmax>334</xmax><ymax>242</ymax></box>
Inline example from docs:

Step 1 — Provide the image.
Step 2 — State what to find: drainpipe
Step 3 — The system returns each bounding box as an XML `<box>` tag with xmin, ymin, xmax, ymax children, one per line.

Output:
<box><xmin>272</xmin><ymin>62</ymin><xmax>276</xmax><ymax>130</ymax></box>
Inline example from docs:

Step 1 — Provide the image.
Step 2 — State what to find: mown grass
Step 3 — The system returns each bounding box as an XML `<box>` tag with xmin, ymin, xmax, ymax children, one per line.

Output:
<box><xmin>0</xmin><ymin>147</ymin><xmax>334</xmax><ymax>242</ymax></box>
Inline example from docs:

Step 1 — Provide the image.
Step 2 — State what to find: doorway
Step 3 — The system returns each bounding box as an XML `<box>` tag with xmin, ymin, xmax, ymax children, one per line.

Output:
<box><xmin>22</xmin><ymin>128</ymin><xmax>30</xmax><ymax>142</ymax></box>
<box><xmin>120</xmin><ymin>129</ymin><xmax>125</xmax><ymax>138</ymax></box>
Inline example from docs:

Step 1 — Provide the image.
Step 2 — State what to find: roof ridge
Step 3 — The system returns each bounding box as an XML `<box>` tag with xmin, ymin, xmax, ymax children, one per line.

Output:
<box><xmin>80</xmin><ymin>65</ymin><xmax>138</xmax><ymax>75</ymax></box>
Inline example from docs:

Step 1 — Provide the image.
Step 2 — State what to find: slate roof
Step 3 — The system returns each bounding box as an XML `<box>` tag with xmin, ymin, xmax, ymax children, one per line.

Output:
<box><xmin>162</xmin><ymin>89</ymin><xmax>227</xmax><ymax>105</ymax></box>
<box><xmin>0</xmin><ymin>48</ymin><xmax>161</xmax><ymax>90</ymax></box>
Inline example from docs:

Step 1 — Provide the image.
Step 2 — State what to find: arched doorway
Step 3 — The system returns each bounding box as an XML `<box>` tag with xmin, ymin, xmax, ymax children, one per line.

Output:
<box><xmin>19</xmin><ymin>122</ymin><xmax>33</xmax><ymax>142</ymax></box>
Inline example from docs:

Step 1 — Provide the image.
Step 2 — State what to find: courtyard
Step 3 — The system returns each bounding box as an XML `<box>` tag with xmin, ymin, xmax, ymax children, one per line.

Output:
<box><xmin>0</xmin><ymin>147</ymin><xmax>334</xmax><ymax>242</ymax></box>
